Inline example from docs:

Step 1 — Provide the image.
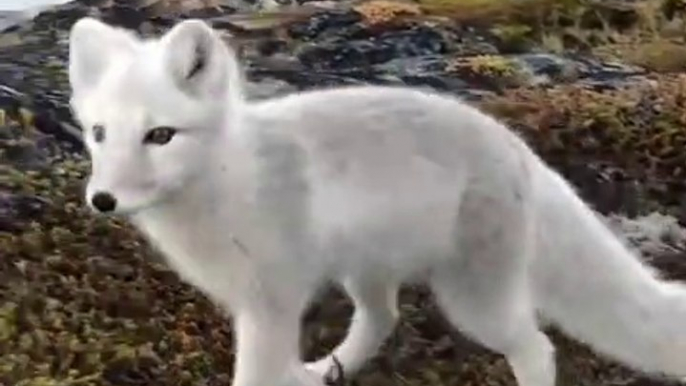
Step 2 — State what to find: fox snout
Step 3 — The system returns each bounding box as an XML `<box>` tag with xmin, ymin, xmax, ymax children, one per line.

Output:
<box><xmin>90</xmin><ymin>191</ymin><xmax>118</xmax><ymax>213</ymax></box>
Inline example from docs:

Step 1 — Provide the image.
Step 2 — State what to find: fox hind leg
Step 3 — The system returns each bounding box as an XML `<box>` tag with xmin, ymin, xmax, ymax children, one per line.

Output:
<box><xmin>431</xmin><ymin>269</ymin><xmax>556</xmax><ymax>386</ymax></box>
<box><xmin>431</xmin><ymin>185</ymin><xmax>556</xmax><ymax>386</ymax></box>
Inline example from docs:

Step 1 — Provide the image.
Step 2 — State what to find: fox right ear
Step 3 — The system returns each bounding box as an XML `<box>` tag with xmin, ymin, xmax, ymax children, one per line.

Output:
<box><xmin>157</xmin><ymin>19</ymin><xmax>233</xmax><ymax>100</ymax></box>
<box><xmin>68</xmin><ymin>17</ymin><xmax>139</xmax><ymax>94</ymax></box>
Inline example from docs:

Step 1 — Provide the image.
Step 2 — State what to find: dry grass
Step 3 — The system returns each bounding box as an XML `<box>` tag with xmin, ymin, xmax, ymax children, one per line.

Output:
<box><xmin>595</xmin><ymin>38</ymin><xmax>686</xmax><ymax>72</ymax></box>
<box><xmin>416</xmin><ymin>0</ymin><xmax>555</xmax><ymax>24</ymax></box>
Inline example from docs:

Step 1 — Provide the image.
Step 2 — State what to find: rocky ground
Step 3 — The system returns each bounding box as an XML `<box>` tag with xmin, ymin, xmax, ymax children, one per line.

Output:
<box><xmin>4</xmin><ymin>0</ymin><xmax>686</xmax><ymax>385</ymax></box>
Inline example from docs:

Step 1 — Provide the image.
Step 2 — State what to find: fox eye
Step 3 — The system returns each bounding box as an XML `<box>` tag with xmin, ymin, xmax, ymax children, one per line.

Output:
<box><xmin>92</xmin><ymin>124</ymin><xmax>105</xmax><ymax>143</ymax></box>
<box><xmin>143</xmin><ymin>126</ymin><xmax>177</xmax><ymax>145</ymax></box>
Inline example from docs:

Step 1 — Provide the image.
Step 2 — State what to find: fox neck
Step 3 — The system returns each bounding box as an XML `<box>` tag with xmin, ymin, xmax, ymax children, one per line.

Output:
<box><xmin>126</xmin><ymin>136</ymin><xmax>263</xmax><ymax>310</ymax></box>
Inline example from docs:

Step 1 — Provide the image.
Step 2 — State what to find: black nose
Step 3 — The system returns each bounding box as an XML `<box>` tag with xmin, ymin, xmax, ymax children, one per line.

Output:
<box><xmin>91</xmin><ymin>191</ymin><xmax>117</xmax><ymax>213</ymax></box>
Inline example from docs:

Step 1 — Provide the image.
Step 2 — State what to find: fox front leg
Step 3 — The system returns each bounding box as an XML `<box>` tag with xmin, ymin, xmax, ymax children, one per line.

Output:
<box><xmin>306</xmin><ymin>275</ymin><xmax>399</xmax><ymax>382</ymax></box>
<box><xmin>231</xmin><ymin>303</ymin><xmax>325</xmax><ymax>386</ymax></box>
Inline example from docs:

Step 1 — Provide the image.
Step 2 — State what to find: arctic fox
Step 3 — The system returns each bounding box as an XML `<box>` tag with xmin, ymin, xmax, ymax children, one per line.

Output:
<box><xmin>67</xmin><ymin>16</ymin><xmax>686</xmax><ymax>386</ymax></box>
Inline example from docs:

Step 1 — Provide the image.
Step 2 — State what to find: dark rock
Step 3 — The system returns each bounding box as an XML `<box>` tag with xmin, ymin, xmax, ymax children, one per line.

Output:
<box><xmin>138</xmin><ymin>5</ymin><xmax>237</xmax><ymax>30</ymax></box>
<box><xmin>511</xmin><ymin>53</ymin><xmax>579</xmax><ymax>84</ymax></box>
<box><xmin>554</xmin><ymin>160</ymin><xmax>643</xmax><ymax>217</ymax></box>
<box><xmin>0</xmin><ymin>192</ymin><xmax>51</xmax><ymax>232</ymax></box>
<box><xmin>447</xmin><ymin>26</ymin><xmax>500</xmax><ymax>57</ymax></box>
<box><xmin>571</xmin><ymin>55</ymin><xmax>647</xmax><ymax>90</ymax></box>
<box><xmin>0</xmin><ymin>85</ymin><xmax>28</xmax><ymax>115</ymax></box>
<box><xmin>651</xmin><ymin>250</ymin><xmax>686</xmax><ymax>281</ymax></box>
<box><xmin>30</xmin><ymin>2</ymin><xmax>90</xmax><ymax>32</ymax></box>
<box><xmin>248</xmin><ymin>66</ymin><xmax>368</xmax><ymax>90</ymax></box>
<box><xmin>2</xmin><ymin>137</ymin><xmax>49</xmax><ymax>170</ymax></box>
<box><xmin>582</xmin><ymin>0</ymin><xmax>643</xmax><ymax>31</ymax></box>
<box><xmin>32</xmin><ymin>110</ymin><xmax>83</xmax><ymax>152</ymax></box>
<box><xmin>287</xmin><ymin>10</ymin><xmax>362</xmax><ymax>41</ymax></box>
<box><xmin>372</xmin><ymin>54</ymin><xmax>448</xmax><ymax>77</ymax></box>
<box><xmin>100</xmin><ymin>3</ymin><xmax>151</xmax><ymax>30</ymax></box>
<box><xmin>370</xmin><ymin>55</ymin><xmax>483</xmax><ymax>97</ymax></box>
<box><xmin>663</xmin><ymin>0</ymin><xmax>686</xmax><ymax>20</ymax></box>
<box><xmin>86</xmin><ymin>256</ymin><xmax>136</xmax><ymax>281</ymax></box>
<box><xmin>102</xmin><ymin>355</ymin><xmax>156</xmax><ymax>385</ymax></box>
<box><xmin>297</xmin><ymin>24</ymin><xmax>448</xmax><ymax>70</ymax></box>
<box><xmin>255</xmin><ymin>38</ymin><xmax>289</xmax><ymax>56</ymax></box>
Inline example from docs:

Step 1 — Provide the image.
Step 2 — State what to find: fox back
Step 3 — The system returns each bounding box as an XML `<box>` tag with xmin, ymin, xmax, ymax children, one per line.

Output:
<box><xmin>68</xmin><ymin>16</ymin><xmax>537</xmax><ymax>281</ymax></box>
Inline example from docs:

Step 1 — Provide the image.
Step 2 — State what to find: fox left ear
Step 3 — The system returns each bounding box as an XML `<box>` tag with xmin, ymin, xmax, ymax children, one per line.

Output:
<box><xmin>158</xmin><ymin>19</ymin><xmax>232</xmax><ymax>100</ymax></box>
<box><xmin>68</xmin><ymin>17</ymin><xmax>139</xmax><ymax>95</ymax></box>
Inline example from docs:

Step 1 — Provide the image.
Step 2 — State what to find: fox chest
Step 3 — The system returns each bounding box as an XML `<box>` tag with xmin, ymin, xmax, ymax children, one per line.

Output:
<box><xmin>134</xmin><ymin>211</ymin><xmax>308</xmax><ymax>308</ymax></box>
<box><xmin>134</xmin><ymin>216</ymin><xmax>251</xmax><ymax>303</ymax></box>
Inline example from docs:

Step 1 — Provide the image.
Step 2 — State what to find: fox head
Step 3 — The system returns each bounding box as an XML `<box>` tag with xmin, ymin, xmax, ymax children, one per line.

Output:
<box><xmin>68</xmin><ymin>17</ymin><xmax>240</xmax><ymax>215</ymax></box>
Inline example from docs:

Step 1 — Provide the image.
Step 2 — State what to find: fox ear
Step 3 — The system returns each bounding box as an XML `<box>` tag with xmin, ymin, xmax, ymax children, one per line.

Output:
<box><xmin>157</xmin><ymin>19</ymin><xmax>231</xmax><ymax>100</ymax></box>
<box><xmin>68</xmin><ymin>17</ymin><xmax>139</xmax><ymax>94</ymax></box>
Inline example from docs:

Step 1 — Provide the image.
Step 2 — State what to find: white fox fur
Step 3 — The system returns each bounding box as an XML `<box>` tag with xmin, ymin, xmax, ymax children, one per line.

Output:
<box><xmin>67</xmin><ymin>17</ymin><xmax>686</xmax><ymax>386</ymax></box>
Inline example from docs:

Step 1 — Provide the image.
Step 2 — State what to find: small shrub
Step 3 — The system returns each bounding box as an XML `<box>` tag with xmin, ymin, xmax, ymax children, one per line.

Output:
<box><xmin>627</xmin><ymin>39</ymin><xmax>686</xmax><ymax>72</ymax></box>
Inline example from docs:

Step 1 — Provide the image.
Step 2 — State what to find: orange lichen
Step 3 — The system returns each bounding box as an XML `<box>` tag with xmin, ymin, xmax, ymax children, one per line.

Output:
<box><xmin>353</xmin><ymin>0</ymin><xmax>423</xmax><ymax>26</ymax></box>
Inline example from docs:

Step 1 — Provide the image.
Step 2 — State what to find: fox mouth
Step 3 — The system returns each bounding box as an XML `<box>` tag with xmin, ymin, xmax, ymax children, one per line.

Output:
<box><xmin>86</xmin><ymin>182</ymin><xmax>186</xmax><ymax>218</ymax></box>
<box><xmin>85</xmin><ymin>190</ymin><xmax>157</xmax><ymax>217</ymax></box>
<box><xmin>86</xmin><ymin>198</ymin><xmax>140</xmax><ymax>217</ymax></box>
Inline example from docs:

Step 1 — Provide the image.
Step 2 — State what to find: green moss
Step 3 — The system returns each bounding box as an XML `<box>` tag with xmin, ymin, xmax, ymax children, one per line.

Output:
<box><xmin>184</xmin><ymin>351</ymin><xmax>214</xmax><ymax>378</ymax></box>
<box><xmin>15</xmin><ymin>376</ymin><xmax>61</xmax><ymax>386</ymax></box>
<box><xmin>0</xmin><ymin>303</ymin><xmax>18</xmax><ymax>343</ymax></box>
<box><xmin>446</xmin><ymin>54</ymin><xmax>527</xmax><ymax>87</ymax></box>
<box><xmin>491</xmin><ymin>23</ymin><xmax>534</xmax><ymax>51</ymax></box>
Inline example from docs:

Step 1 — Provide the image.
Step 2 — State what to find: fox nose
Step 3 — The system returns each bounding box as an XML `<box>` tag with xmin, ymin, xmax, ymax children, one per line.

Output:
<box><xmin>91</xmin><ymin>191</ymin><xmax>117</xmax><ymax>213</ymax></box>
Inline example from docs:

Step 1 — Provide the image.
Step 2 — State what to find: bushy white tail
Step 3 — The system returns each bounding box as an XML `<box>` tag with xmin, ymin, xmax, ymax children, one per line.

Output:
<box><xmin>533</xmin><ymin>164</ymin><xmax>686</xmax><ymax>378</ymax></box>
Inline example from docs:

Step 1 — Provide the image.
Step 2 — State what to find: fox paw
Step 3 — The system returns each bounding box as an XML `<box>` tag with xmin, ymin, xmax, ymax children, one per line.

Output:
<box><xmin>305</xmin><ymin>356</ymin><xmax>345</xmax><ymax>386</ymax></box>
<box><xmin>290</xmin><ymin>364</ymin><xmax>328</xmax><ymax>386</ymax></box>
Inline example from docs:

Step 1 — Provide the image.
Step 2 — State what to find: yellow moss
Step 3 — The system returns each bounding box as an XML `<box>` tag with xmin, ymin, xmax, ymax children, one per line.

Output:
<box><xmin>15</xmin><ymin>377</ymin><xmax>61</xmax><ymax>386</ymax></box>
<box><xmin>491</xmin><ymin>23</ymin><xmax>533</xmax><ymax>46</ymax></box>
<box><xmin>447</xmin><ymin>54</ymin><xmax>518</xmax><ymax>78</ymax></box>
<box><xmin>353</xmin><ymin>0</ymin><xmax>422</xmax><ymax>26</ymax></box>
<box><xmin>112</xmin><ymin>343</ymin><xmax>138</xmax><ymax>360</ymax></box>
<box><xmin>540</xmin><ymin>33</ymin><xmax>565</xmax><ymax>54</ymax></box>
<box><xmin>19</xmin><ymin>107</ymin><xmax>35</xmax><ymax>131</ymax></box>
